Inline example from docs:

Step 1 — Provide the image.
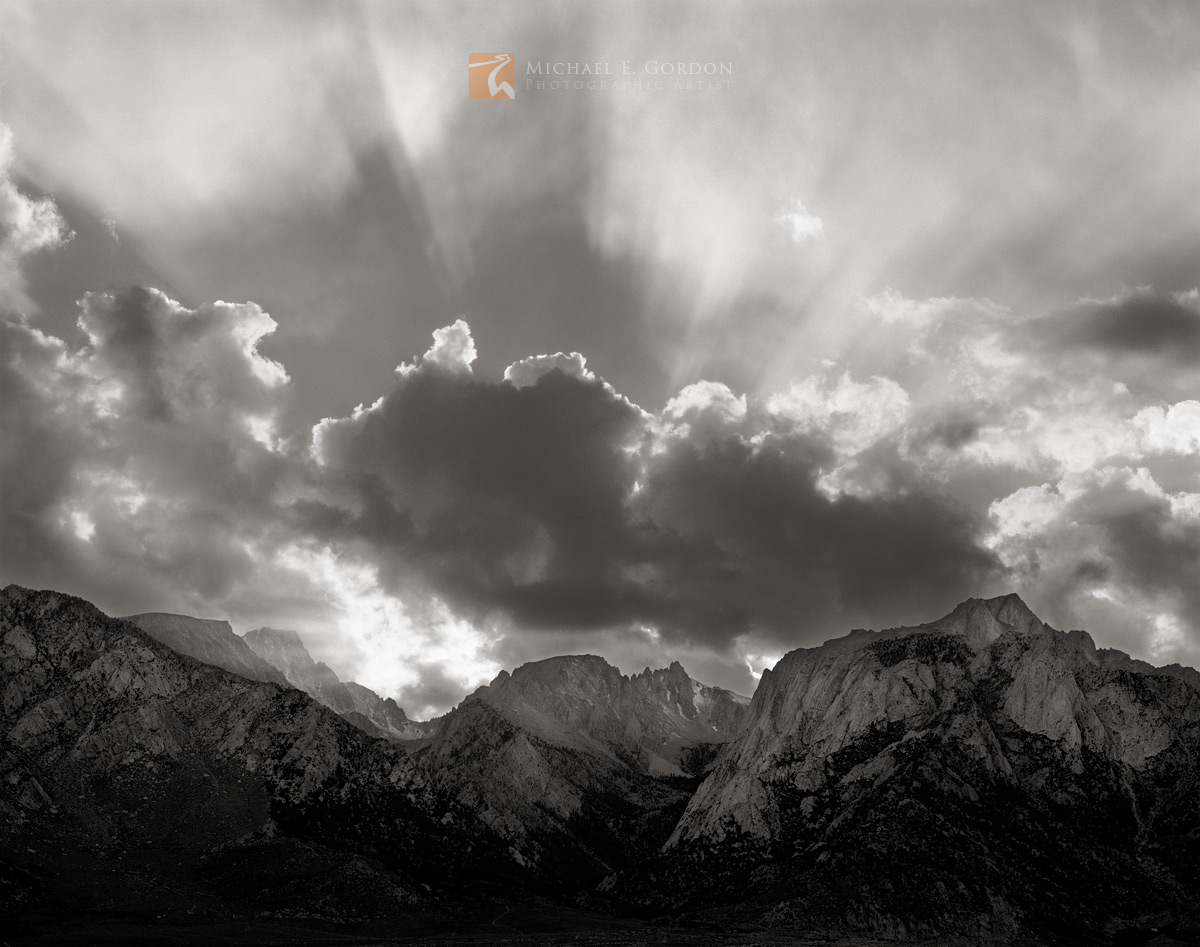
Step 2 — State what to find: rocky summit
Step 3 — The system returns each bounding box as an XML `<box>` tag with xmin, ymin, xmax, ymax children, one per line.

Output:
<box><xmin>3</xmin><ymin>585</ymin><xmax>1200</xmax><ymax>946</ymax></box>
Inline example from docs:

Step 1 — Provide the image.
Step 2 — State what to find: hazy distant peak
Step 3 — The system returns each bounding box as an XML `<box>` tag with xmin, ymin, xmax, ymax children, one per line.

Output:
<box><xmin>244</xmin><ymin>626</ymin><xmax>307</xmax><ymax>650</ymax></box>
<box><xmin>123</xmin><ymin>610</ymin><xmax>288</xmax><ymax>687</ymax></box>
<box><xmin>241</xmin><ymin>623</ymin><xmax>429</xmax><ymax>738</ymax></box>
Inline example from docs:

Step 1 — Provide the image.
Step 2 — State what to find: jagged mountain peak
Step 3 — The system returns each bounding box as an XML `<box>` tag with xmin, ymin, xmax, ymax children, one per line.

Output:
<box><xmin>503</xmin><ymin>653</ymin><xmax>729</xmax><ymax>693</ymax></box>
<box><xmin>634</xmin><ymin>659</ymin><xmax>690</xmax><ymax>684</ymax></box>
<box><xmin>468</xmin><ymin>652</ymin><xmax>749</xmax><ymax>777</ymax></box>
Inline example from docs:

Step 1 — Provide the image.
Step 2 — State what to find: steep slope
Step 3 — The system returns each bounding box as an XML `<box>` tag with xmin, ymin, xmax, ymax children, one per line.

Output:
<box><xmin>416</xmin><ymin>655</ymin><xmax>749</xmax><ymax>885</ymax></box>
<box><xmin>622</xmin><ymin>594</ymin><xmax>1200</xmax><ymax>944</ymax></box>
<box><xmin>0</xmin><ymin>586</ymin><xmax>513</xmax><ymax>925</ymax></box>
<box><xmin>123</xmin><ymin>611</ymin><xmax>289</xmax><ymax>687</ymax></box>
<box><xmin>243</xmin><ymin>626</ymin><xmax>437</xmax><ymax>740</ymax></box>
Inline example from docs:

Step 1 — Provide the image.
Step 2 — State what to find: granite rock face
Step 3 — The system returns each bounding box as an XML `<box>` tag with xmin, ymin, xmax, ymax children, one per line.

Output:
<box><xmin>637</xmin><ymin>594</ymin><xmax>1200</xmax><ymax>943</ymax></box>
<box><xmin>243</xmin><ymin>626</ymin><xmax>438</xmax><ymax>740</ymax></box>
<box><xmin>123</xmin><ymin>611</ymin><xmax>290</xmax><ymax>687</ymax></box>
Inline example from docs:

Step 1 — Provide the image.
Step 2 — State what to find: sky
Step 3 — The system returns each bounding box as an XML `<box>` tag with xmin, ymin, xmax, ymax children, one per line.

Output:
<box><xmin>2</xmin><ymin>0</ymin><xmax>1200</xmax><ymax>717</ymax></box>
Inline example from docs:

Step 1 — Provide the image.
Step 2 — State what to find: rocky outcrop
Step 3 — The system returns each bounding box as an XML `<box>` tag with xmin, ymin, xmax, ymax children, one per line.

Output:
<box><xmin>633</xmin><ymin>594</ymin><xmax>1200</xmax><ymax>944</ymax></box>
<box><xmin>123</xmin><ymin>611</ymin><xmax>290</xmax><ymax>687</ymax></box>
<box><xmin>243</xmin><ymin>626</ymin><xmax>437</xmax><ymax>741</ymax></box>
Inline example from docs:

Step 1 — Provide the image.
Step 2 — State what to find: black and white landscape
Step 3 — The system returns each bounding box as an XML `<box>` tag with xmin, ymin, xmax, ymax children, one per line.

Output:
<box><xmin>3</xmin><ymin>3</ymin><xmax>1200</xmax><ymax>945</ymax></box>
<box><xmin>4</xmin><ymin>587</ymin><xmax>1200</xmax><ymax>945</ymax></box>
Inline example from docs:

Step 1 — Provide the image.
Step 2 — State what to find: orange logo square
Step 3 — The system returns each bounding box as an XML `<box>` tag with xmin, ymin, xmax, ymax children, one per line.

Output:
<box><xmin>469</xmin><ymin>54</ymin><xmax>515</xmax><ymax>100</ymax></box>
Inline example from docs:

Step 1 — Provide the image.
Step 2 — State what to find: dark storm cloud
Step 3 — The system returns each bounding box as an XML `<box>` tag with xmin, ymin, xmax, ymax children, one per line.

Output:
<box><xmin>1037</xmin><ymin>289</ymin><xmax>1200</xmax><ymax>362</ymax></box>
<box><xmin>310</xmin><ymin>344</ymin><xmax>1001</xmax><ymax>649</ymax></box>
<box><xmin>627</xmin><ymin>429</ymin><xmax>999</xmax><ymax>646</ymax></box>
<box><xmin>402</xmin><ymin>660</ymin><xmax>488</xmax><ymax>721</ymax></box>
<box><xmin>309</xmin><ymin>359</ymin><xmax>645</xmax><ymax>627</ymax></box>
<box><xmin>1096</xmin><ymin>490</ymin><xmax>1200</xmax><ymax>621</ymax></box>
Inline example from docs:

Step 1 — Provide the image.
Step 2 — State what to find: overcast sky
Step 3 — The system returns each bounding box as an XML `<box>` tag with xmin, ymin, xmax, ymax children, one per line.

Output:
<box><xmin>3</xmin><ymin>1</ymin><xmax>1200</xmax><ymax>716</ymax></box>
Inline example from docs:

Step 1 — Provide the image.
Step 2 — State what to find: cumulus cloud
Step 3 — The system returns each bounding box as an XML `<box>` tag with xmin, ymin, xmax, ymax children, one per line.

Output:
<box><xmin>14</xmin><ymin>283</ymin><xmax>1200</xmax><ymax>705</ymax></box>
<box><xmin>0</xmin><ymin>123</ymin><xmax>72</xmax><ymax>310</ymax></box>
<box><xmin>768</xmin><ymin>371</ymin><xmax>910</xmax><ymax>460</ymax></box>
<box><xmin>270</xmin><ymin>544</ymin><xmax>499</xmax><ymax>719</ymax></box>
<box><xmin>659</xmin><ymin>380</ymin><xmax>748</xmax><ymax>442</ymax></box>
<box><xmin>1134</xmin><ymin>401</ymin><xmax>1200</xmax><ymax>455</ymax></box>
<box><xmin>1</xmin><ymin>284</ymin><xmax>297</xmax><ymax>617</ymax></box>
<box><xmin>664</xmin><ymin>380</ymin><xmax>747</xmax><ymax>425</ymax></box>
<box><xmin>303</xmin><ymin>326</ymin><xmax>998</xmax><ymax>658</ymax></box>
<box><xmin>308</xmin><ymin>348</ymin><xmax>646</xmax><ymax>628</ymax></box>
<box><xmin>503</xmin><ymin>351</ymin><xmax>593</xmax><ymax>389</ymax></box>
<box><xmin>854</xmin><ymin>286</ymin><xmax>1200</xmax><ymax>666</ymax></box>
<box><xmin>5</xmin><ymin>5</ymin><xmax>1200</xmax><ymax>711</ymax></box>
<box><xmin>986</xmin><ymin>466</ymin><xmax>1200</xmax><ymax>667</ymax></box>
<box><xmin>415</xmin><ymin>317</ymin><xmax>476</xmax><ymax>374</ymax></box>
<box><xmin>75</xmin><ymin>286</ymin><xmax>289</xmax><ymax>425</ymax></box>
<box><xmin>776</xmin><ymin>199</ymin><xmax>825</xmax><ymax>243</ymax></box>
<box><xmin>7</xmin><ymin>240</ymin><xmax>1200</xmax><ymax>710</ymax></box>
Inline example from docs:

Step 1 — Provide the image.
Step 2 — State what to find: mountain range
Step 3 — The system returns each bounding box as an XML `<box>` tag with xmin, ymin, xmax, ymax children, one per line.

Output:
<box><xmin>3</xmin><ymin>584</ymin><xmax>1199</xmax><ymax>945</ymax></box>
